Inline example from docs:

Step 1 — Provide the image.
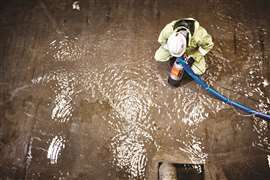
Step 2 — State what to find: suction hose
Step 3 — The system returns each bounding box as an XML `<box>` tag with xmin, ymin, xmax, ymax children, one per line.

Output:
<box><xmin>177</xmin><ymin>57</ymin><xmax>270</xmax><ymax>121</ymax></box>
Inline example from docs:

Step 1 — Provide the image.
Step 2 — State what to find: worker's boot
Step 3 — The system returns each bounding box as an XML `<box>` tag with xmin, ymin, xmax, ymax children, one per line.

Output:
<box><xmin>159</xmin><ymin>162</ymin><xmax>177</xmax><ymax>180</ymax></box>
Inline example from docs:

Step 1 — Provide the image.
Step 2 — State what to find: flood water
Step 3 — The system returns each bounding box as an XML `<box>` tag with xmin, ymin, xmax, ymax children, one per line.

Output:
<box><xmin>0</xmin><ymin>0</ymin><xmax>270</xmax><ymax>179</ymax></box>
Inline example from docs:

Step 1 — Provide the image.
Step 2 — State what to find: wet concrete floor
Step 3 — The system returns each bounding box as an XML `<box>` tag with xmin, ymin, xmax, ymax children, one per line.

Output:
<box><xmin>0</xmin><ymin>0</ymin><xmax>270</xmax><ymax>179</ymax></box>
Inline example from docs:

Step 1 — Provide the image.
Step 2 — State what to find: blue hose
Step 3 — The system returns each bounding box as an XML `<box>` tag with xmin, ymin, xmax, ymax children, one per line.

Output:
<box><xmin>177</xmin><ymin>57</ymin><xmax>270</xmax><ymax>121</ymax></box>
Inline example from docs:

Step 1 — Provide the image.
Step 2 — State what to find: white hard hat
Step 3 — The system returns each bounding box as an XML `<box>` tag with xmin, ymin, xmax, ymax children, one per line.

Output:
<box><xmin>167</xmin><ymin>32</ymin><xmax>187</xmax><ymax>57</ymax></box>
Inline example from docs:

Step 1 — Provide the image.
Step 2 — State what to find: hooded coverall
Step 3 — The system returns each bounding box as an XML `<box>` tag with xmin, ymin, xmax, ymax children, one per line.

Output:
<box><xmin>154</xmin><ymin>18</ymin><xmax>214</xmax><ymax>75</ymax></box>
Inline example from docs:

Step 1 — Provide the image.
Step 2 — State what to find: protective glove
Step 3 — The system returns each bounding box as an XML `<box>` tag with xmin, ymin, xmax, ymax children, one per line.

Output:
<box><xmin>186</xmin><ymin>57</ymin><xmax>195</xmax><ymax>66</ymax></box>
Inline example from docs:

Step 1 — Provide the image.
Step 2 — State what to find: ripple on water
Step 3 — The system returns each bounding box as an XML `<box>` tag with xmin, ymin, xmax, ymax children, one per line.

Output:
<box><xmin>79</xmin><ymin>60</ymin><xmax>232</xmax><ymax>178</ymax></box>
<box><xmin>95</xmin><ymin>64</ymin><xmax>155</xmax><ymax>179</ymax></box>
<box><xmin>47</xmin><ymin>136</ymin><xmax>66</xmax><ymax>164</ymax></box>
<box><xmin>31</xmin><ymin>70</ymin><xmax>76</xmax><ymax>171</ymax></box>
<box><xmin>212</xmin><ymin>12</ymin><xmax>270</xmax><ymax>165</ymax></box>
<box><xmin>31</xmin><ymin>16</ymin><xmax>270</xmax><ymax>177</ymax></box>
<box><xmin>252</xmin><ymin>119</ymin><xmax>270</xmax><ymax>152</ymax></box>
<box><xmin>47</xmin><ymin>36</ymin><xmax>82</xmax><ymax>62</ymax></box>
<box><xmin>33</xmin><ymin>70</ymin><xmax>76</xmax><ymax>123</ymax></box>
<box><xmin>50</xmin><ymin>72</ymin><xmax>75</xmax><ymax>123</ymax></box>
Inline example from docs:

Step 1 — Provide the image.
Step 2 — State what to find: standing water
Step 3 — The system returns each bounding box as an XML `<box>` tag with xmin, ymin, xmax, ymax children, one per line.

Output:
<box><xmin>0</xmin><ymin>0</ymin><xmax>269</xmax><ymax>179</ymax></box>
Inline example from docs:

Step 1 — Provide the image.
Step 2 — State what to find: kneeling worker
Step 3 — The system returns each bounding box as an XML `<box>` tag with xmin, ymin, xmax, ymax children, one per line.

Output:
<box><xmin>154</xmin><ymin>18</ymin><xmax>214</xmax><ymax>78</ymax></box>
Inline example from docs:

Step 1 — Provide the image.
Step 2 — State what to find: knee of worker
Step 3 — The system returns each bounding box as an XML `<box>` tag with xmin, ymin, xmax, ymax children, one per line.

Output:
<box><xmin>154</xmin><ymin>47</ymin><xmax>171</xmax><ymax>62</ymax></box>
<box><xmin>191</xmin><ymin>59</ymin><xmax>206</xmax><ymax>75</ymax></box>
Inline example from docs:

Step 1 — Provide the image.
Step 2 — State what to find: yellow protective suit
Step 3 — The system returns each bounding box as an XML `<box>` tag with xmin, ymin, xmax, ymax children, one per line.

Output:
<box><xmin>154</xmin><ymin>18</ymin><xmax>214</xmax><ymax>75</ymax></box>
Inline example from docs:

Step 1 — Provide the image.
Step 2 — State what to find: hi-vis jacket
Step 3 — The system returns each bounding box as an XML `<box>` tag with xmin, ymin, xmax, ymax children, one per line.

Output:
<box><xmin>156</xmin><ymin>18</ymin><xmax>214</xmax><ymax>74</ymax></box>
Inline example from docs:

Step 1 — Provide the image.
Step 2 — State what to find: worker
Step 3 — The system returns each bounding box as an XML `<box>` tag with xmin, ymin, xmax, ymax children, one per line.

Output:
<box><xmin>154</xmin><ymin>18</ymin><xmax>214</xmax><ymax>75</ymax></box>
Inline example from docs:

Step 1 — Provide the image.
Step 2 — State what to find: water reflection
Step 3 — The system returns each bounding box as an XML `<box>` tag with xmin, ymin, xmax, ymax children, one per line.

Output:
<box><xmin>180</xmin><ymin>137</ymin><xmax>208</xmax><ymax>164</ymax></box>
<box><xmin>182</xmin><ymin>95</ymin><xmax>209</xmax><ymax>126</ymax></box>
<box><xmin>72</xmin><ymin>1</ymin><xmax>80</xmax><ymax>11</ymax></box>
<box><xmin>33</xmin><ymin>71</ymin><xmax>75</xmax><ymax>123</ymax></box>
<box><xmin>268</xmin><ymin>155</ymin><xmax>270</xmax><ymax>168</ymax></box>
<box><xmin>48</xmin><ymin>36</ymin><xmax>81</xmax><ymax>62</ymax></box>
<box><xmin>47</xmin><ymin>136</ymin><xmax>66</xmax><ymax>164</ymax></box>
<box><xmin>29</xmin><ymin>8</ymin><xmax>270</xmax><ymax>179</ymax></box>
<box><xmin>51</xmin><ymin>72</ymin><xmax>75</xmax><ymax>123</ymax></box>
<box><xmin>252</xmin><ymin>119</ymin><xmax>270</xmax><ymax>152</ymax></box>
<box><xmin>97</xmin><ymin>65</ymin><xmax>155</xmax><ymax>179</ymax></box>
<box><xmin>210</xmin><ymin>11</ymin><xmax>270</xmax><ymax>169</ymax></box>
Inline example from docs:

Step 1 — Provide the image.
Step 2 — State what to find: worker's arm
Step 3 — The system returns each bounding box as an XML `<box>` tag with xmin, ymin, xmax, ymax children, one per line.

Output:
<box><xmin>189</xmin><ymin>26</ymin><xmax>214</xmax><ymax>62</ymax></box>
<box><xmin>157</xmin><ymin>21</ymin><xmax>175</xmax><ymax>46</ymax></box>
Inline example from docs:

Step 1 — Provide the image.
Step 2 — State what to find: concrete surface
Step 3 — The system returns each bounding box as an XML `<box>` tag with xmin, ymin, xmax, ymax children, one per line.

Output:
<box><xmin>0</xmin><ymin>0</ymin><xmax>270</xmax><ymax>179</ymax></box>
